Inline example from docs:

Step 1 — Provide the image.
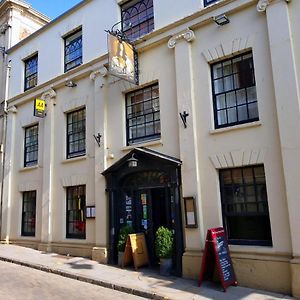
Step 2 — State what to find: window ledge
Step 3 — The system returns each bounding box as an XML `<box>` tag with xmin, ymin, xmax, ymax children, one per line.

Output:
<box><xmin>121</xmin><ymin>139</ymin><xmax>163</xmax><ymax>151</ymax></box>
<box><xmin>210</xmin><ymin>121</ymin><xmax>262</xmax><ymax>135</ymax></box>
<box><xmin>19</xmin><ymin>165</ymin><xmax>39</xmax><ymax>172</ymax></box>
<box><xmin>228</xmin><ymin>244</ymin><xmax>275</xmax><ymax>255</ymax></box>
<box><xmin>62</xmin><ymin>155</ymin><xmax>87</xmax><ymax>164</ymax></box>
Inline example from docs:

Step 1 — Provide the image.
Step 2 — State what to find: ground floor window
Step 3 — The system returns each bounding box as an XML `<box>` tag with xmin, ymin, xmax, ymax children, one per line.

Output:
<box><xmin>21</xmin><ymin>191</ymin><xmax>36</xmax><ymax>236</ymax></box>
<box><xmin>219</xmin><ymin>165</ymin><xmax>272</xmax><ymax>246</ymax></box>
<box><xmin>66</xmin><ymin>185</ymin><xmax>86</xmax><ymax>239</ymax></box>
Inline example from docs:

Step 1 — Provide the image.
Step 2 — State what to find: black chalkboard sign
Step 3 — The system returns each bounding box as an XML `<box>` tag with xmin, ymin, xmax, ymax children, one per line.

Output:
<box><xmin>199</xmin><ymin>227</ymin><xmax>237</xmax><ymax>291</ymax></box>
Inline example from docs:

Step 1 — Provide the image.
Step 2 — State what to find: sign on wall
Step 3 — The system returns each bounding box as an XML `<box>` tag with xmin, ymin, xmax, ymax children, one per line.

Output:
<box><xmin>33</xmin><ymin>98</ymin><xmax>46</xmax><ymax>118</ymax></box>
<box><xmin>107</xmin><ymin>34</ymin><xmax>138</xmax><ymax>85</ymax></box>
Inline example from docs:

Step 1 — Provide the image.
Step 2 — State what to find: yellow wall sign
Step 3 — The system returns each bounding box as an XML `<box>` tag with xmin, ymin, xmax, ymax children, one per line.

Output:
<box><xmin>34</xmin><ymin>99</ymin><xmax>46</xmax><ymax>118</ymax></box>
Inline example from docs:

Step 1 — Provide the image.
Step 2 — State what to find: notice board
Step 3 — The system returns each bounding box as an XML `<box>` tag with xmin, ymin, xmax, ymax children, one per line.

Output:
<box><xmin>123</xmin><ymin>233</ymin><xmax>149</xmax><ymax>270</ymax></box>
<box><xmin>198</xmin><ymin>227</ymin><xmax>237</xmax><ymax>291</ymax></box>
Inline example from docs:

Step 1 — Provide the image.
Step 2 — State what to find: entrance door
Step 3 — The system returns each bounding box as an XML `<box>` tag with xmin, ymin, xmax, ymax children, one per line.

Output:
<box><xmin>135</xmin><ymin>188</ymin><xmax>171</xmax><ymax>266</ymax></box>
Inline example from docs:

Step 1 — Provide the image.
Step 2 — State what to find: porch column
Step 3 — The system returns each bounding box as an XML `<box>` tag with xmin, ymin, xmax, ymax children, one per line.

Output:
<box><xmin>90</xmin><ymin>66</ymin><xmax>109</xmax><ymax>263</ymax></box>
<box><xmin>39</xmin><ymin>89</ymin><xmax>56</xmax><ymax>252</ymax></box>
<box><xmin>168</xmin><ymin>30</ymin><xmax>205</xmax><ymax>260</ymax></box>
<box><xmin>257</xmin><ymin>0</ymin><xmax>299</xmax><ymax>297</ymax></box>
<box><xmin>1</xmin><ymin>106</ymin><xmax>17</xmax><ymax>241</ymax></box>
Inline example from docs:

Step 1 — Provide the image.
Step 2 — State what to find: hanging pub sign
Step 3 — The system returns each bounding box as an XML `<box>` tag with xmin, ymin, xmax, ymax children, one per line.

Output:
<box><xmin>33</xmin><ymin>98</ymin><xmax>46</xmax><ymax>118</ymax></box>
<box><xmin>107</xmin><ymin>33</ymin><xmax>138</xmax><ymax>85</ymax></box>
<box><xmin>198</xmin><ymin>227</ymin><xmax>237</xmax><ymax>291</ymax></box>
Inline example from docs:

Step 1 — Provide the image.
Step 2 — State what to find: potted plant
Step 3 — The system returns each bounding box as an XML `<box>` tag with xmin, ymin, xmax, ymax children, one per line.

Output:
<box><xmin>155</xmin><ymin>226</ymin><xmax>174</xmax><ymax>276</ymax></box>
<box><xmin>117</xmin><ymin>225</ymin><xmax>134</xmax><ymax>267</ymax></box>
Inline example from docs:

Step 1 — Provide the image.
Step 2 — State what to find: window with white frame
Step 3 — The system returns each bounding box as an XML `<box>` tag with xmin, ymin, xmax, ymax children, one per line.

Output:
<box><xmin>219</xmin><ymin>165</ymin><xmax>272</xmax><ymax>246</ymax></box>
<box><xmin>24</xmin><ymin>124</ymin><xmax>38</xmax><ymax>167</ymax></box>
<box><xmin>211</xmin><ymin>52</ymin><xmax>258</xmax><ymax>129</ymax></box>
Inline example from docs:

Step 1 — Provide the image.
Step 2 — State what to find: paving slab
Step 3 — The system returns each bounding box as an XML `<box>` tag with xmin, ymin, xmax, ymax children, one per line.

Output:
<box><xmin>0</xmin><ymin>244</ymin><xmax>295</xmax><ymax>300</ymax></box>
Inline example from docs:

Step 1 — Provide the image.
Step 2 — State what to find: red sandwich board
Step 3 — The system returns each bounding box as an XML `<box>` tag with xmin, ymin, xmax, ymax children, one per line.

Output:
<box><xmin>198</xmin><ymin>227</ymin><xmax>237</xmax><ymax>291</ymax></box>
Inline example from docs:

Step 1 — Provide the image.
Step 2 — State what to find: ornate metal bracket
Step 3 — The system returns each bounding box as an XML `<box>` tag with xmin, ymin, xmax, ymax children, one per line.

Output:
<box><xmin>180</xmin><ymin>111</ymin><xmax>189</xmax><ymax>128</ymax></box>
<box><xmin>93</xmin><ymin>133</ymin><xmax>102</xmax><ymax>147</ymax></box>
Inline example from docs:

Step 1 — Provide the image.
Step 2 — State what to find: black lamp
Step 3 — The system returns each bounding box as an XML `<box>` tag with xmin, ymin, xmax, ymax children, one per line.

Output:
<box><xmin>127</xmin><ymin>154</ymin><xmax>138</xmax><ymax>168</ymax></box>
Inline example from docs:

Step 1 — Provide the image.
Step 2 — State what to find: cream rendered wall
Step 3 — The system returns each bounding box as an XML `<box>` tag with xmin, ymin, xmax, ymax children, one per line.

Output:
<box><xmin>289</xmin><ymin>1</ymin><xmax>300</xmax><ymax>109</ymax></box>
<box><xmin>3</xmin><ymin>99</ymin><xmax>43</xmax><ymax>241</ymax></box>
<box><xmin>106</xmin><ymin>43</ymin><xmax>179</xmax><ymax>160</ymax></box>
<box><xmin>7</xmin><ymin>0</ymin><xmax>220</xmax><ymax>99</ymax></box>
<box><xmin>153</xmin><ymin>0</ymin><xmax>202</xmax><ymax>30</ymax></box>
<box><xmin>8</xmin><ymin>0</ymin><xmax>119</xmax><ymax>98</ymax></box>
<box><xmin>189</xmin><ymin>5</ymin><xmax>292</xmax><ymax>254</ymax></box>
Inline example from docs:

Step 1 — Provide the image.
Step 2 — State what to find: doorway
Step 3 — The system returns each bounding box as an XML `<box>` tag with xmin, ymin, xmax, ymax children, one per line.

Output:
<box><xmin>134</xmin><ymin>188</ymin><xmax>171</xmax><ymax>266</ymax></box>
<box><xmin>102</xmin><ymin>148</ymin><xmax>183</xmax><ymax>276</ymax></box>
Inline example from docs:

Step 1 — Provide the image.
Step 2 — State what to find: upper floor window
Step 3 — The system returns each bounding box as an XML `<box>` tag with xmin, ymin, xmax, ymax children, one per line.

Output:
<box><xmin>21</xmin><ymin>191</ymin><xmax>36</xmax><ymax>237</ymax></box>
<box><xmin>126</xmin><ymin>84</ymin><xmax>160</xmax><ymax>145</ymax></box>
<box><xmin>211</xmin><ymin>52</ymin><xmax>258</xmax><ymax>129</ymax></box>
<box><xmin>67</xmin><ymin>108</ymin><xmax>86</xmax><ymax>159</ymax></box>
<box><xmin>204</xmin><ymin>0</ymin><xmax>219</xmax><ymax>7</ymax></box>
<box><xmin>24</xmin><ymin>54</ymin><xmax>38</xmax><ymax>91</ymax></box>
<box><xmin>24</xmin><ymin>124</ymin><xmax>38</xmax><ymax>167</ymax></box>
<box><xmin>121</xmin><ymin>0</ymin><xmax>154</xmax><ymax>41</ymax></box>
<box><xmin>66</xmin><ymin>185</ymin><xmax>86</xmax><ymax>239</ymax></box>
<box><xmin>64</xmin><ymin>29</ymin><xmax>82</xmax><ymax>72</ymax></box>
<box><xmin>219</xmin><ymin>165</ymin><xmax>272</xmax><ymax>246</ymax></box>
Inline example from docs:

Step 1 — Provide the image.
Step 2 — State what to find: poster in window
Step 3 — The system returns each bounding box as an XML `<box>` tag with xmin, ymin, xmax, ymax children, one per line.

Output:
<box><xmin>108</xmin><ymin>34</ymin><xmax>137</xmax><ymax>84</ymax></box>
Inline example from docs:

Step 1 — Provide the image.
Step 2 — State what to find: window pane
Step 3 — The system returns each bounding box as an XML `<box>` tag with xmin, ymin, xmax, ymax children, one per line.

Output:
<box><xmin>212</xmin><ymin>52</ymin><xmax>258</xmax><ymax>128</ymax></box>
<box><xmin>67</xmin><ymin>108</ymin><xmax>86</xmax><ymax>158</ymax></box>
<box><xmin>122</xmin><ymin>0</ymin><xmax>154</xmax><ymax>41</ymax></box>
<box><xmin>65</xmin><ymin>29</ymin><xmax>82</xmax><ymax>72</ymax></box>
<box><xmin>22</xmin><ymin>191</ymin><xmax>36</xmax><ymax>236</ymax></box>
<box><xmin>24</xmin><ymin>124</ymin><xmax>38</xmax><ymax>167</ymax></box>
<box><xmin>24</xmin><ymin>54</ymin><xmax>38</xmax><ymax>91</ymax></box>
<box><xmin>216</xmin><ymin>94</ymin><xmax>226</xmax><ymax>109</ymax></box>
<box><xmin>126</xmin><ymin>84</ymin><xmax>160</xmax><ymax>144</ymax></box>
<box><xmin>217</xmin><ymin>110</ymin><xmax>227</xmax><ymax>125</ymax></box>
<box><xmin>66</xmin><ymin>185</ymin><xmax>86</xmax><ymax>239</ymax></box>
<box><xmin>237</xmin><ymin>105</ymin><xmax>248</xmax><ymax>122</ymax></box>
<box><xmin>220</xmin><ymin>166</ymin><xmax>272</xmax><ymax>246</ymax></box>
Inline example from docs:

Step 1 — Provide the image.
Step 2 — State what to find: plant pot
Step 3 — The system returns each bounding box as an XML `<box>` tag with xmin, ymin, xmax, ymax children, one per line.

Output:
<box><xmin>118</xmin><ymin>251</ymin><xmax>124</xmax><ymax>267</ymax></box>
<box><xmin>159</xmin><ymin>258</ymin><xmax>172</xmax><ymax>276</ymax></box>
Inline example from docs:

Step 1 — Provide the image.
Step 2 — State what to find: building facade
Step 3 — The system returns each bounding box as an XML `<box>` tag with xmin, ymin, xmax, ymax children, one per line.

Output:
<box><xmin>0</xmin><ymin>0</ymin><xmax>49</xmax><ymax>237</ymax></box>
<box><xmin>1</xmin><ymin>0</ymin><xmax>300</xmax><ymax>298</ymax></box>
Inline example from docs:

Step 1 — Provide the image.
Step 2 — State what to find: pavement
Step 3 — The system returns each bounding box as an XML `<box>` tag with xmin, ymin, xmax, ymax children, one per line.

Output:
<box><xmin>0</xmin><ymin>244</ymin><xmax>295</xmax><ymax>300</ymax></box>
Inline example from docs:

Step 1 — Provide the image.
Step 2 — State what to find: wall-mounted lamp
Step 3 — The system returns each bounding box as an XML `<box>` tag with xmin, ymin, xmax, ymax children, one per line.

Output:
<box><xmin>127</xmin><ymin>154</ymin><xmax>138</xmax><ymax>168</ymax></box>
<box><xmin>213</xmin><ymin>14</ymin><xmax>230</xmax><ymax>26</ymax></box>
<box><xmin>65</xmin><ymin>80</ymin><xmax>77</xmax><ymax>88</ymax></box>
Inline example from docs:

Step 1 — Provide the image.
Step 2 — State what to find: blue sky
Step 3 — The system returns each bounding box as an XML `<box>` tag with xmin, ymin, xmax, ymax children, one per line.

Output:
<box><xmin>26</xmin><ymin>0</ymin><xmax>83</xmax><ymax>19</ymax></box>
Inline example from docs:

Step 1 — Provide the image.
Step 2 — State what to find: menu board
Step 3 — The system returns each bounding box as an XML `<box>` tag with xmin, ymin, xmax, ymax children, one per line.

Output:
<box><xmin>198</xmin><ymin>227</ymin><xmax>237</xmax><ymax>291</ymax></box>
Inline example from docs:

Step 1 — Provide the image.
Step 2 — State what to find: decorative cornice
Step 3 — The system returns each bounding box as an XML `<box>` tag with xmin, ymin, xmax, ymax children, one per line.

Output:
<box><xmin>41</xmin><ymin>88</ymin><xmax>56</xmax><ymax>100</ymax></box>
<box><xmin>257</xmin><ymin>0</ymin><xmax>292</xmax><ymax>13</ymax></box>
<box><xmin>6</xmin><ymin>105</ymin><xmax>17</xmax><ymax>114</ymax></box>
<box><xmin>168</xmin><ymin>29</ymin><xmax>195</xmax><ymax>49</ymax></box>
<box><xmin>90</xmin><ymin>66</ymin><xmax>108</xmax><ymax>81</ymax></box>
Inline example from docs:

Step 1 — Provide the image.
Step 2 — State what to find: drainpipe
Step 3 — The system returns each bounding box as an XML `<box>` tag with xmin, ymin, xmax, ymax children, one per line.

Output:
<box><xmin>0</xmin><ymin>8</ymin><xmax>12</xmax><ymax>239</ymax></box>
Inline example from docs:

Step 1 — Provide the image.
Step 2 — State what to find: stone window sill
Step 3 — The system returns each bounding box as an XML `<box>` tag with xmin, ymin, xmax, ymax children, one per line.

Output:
<box><xmin>210</xmin><ymin>121</ymin><xmax>262</xmax><ymax>135</ymax></box>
